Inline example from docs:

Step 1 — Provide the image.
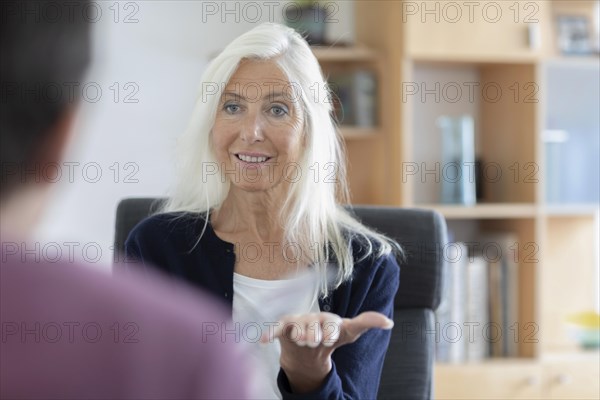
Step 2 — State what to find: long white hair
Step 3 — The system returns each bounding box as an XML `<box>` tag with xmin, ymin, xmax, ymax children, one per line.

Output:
<box><xmin>163</xmin><ymin>23</ymin><xmax>400</xmax><ymax>297</ymax></box>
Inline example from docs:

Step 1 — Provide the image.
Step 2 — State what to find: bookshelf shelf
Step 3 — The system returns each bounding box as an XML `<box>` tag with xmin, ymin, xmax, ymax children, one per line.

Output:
<box><xmin>410</xmin><ymin>53</ymin><xmax>541</xmax><ymax>66</ymax></box>
<box><xmin>543</xmin><ymin>56</ymin><xmax>600</xmax><ymax>68</ymax></box>
<box><xmin>540</xmin><ymin>349</ymin><xmax>600</xmax><ymax>363</ymax></box>
<box><xmin>418</xmin><ymin>203</ymin><xmax>538</xmax><ymax>219</ymax></box>
<box><xmin>311</xmin><ymin>45</ymin><xmax>378</xmax><ymax>62</ymax></box>
<box><xmin>542</xmin><ymin>204</ymin><xmax>600</xmax><ymax>217</ymax></box>
<box><xmin>436</xmin><ymin>357</ymin><xmax>538</xmax><ymax>368</ymax></box>
<box><xmin>339</xmin><ymin>126</ymin><xmax>378</xmax><ymax>140</ymax></box>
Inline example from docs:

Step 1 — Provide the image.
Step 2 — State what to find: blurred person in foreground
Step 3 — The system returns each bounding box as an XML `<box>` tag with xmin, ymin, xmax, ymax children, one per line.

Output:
<box><xmin>0</xmin><ymin>1</ymin><xmax>251</xmax><ymax>398</ymax></box>
<box><xmin>126</xmin><ymin>23</ymin><xmax>402</xmax><ymax>399</ymax></box>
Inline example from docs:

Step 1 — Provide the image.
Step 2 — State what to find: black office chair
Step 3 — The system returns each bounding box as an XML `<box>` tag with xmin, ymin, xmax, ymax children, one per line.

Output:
<box><xmin>114</xmin><ymin>198</ymin><xmax>447</xmax><ymax>400</ymax></box>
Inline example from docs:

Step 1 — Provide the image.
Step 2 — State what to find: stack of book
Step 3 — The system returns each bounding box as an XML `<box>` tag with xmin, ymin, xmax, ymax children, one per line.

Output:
<box><xmin>435</xmin><ymin>233</ymin><xmax>520</xmax><ymax>363</ymax></box>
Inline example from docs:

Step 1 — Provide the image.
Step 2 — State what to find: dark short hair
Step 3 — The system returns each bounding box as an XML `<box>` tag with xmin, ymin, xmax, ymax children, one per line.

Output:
<box><xmin>1</xmin><ymin>0</ymin><xmax>91</xmax><ymax>200</ymax></box>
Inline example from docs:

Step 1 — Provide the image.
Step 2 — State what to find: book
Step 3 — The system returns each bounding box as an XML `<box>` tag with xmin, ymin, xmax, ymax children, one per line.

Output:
<box><xmin>327</xmin><ymin>70</ymin><xmax>377</xmax><ymax>128</ymax></box>
<box><xmin>481</xmin><ymin>232</ymin><xmax>520</xmax><ymax>358</ymax></box>
<box><xmin>466</xmin><ymin>255</ymin><xmax>489</xmax><ymax>361</ymax></box>
<box><xmin>436</xmin><ymin>234</ymin><xmax>519</xmax><ymax>362</ymax></box>
<box><xmin>435</xmin><ymin>242</ymin><xmax>468</xmax><ymax>363</ymax></box>
<box><xmin>352</xmin><ymin>70</ymin><xmax>377</xmax><ymax>127</ymax></box>
<box><xmin>487</xmin><ymin>256</ymin><xmax>504</xmax><ymax>357</ymax></box>
<box><xmin>448</xmin><ymin>243</ymin><xmax>468</xmax><ymax>363</ymax></box>
<box><xmin>328</xmin><ymin>72</ymin><xmax>354</xmax><ymax>125</ymax></box>
<box><xmin>435</xmin><ymin>260</ymin><xmax>452</xmax><ymax>363</ymax></box>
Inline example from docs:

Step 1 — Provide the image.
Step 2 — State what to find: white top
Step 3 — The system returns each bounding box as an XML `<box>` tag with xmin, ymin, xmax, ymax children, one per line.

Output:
<box><xmin>232</xmin><ymin>271</ymin><xmax>321</xmax><ymax>399</ymax></box>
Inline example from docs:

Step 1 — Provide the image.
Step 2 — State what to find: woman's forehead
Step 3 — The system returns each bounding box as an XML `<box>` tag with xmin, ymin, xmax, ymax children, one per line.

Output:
<box><xmin>225</xmin><ymin>59</ymin><xmax>291</xmax><ymax>93</ymax></box>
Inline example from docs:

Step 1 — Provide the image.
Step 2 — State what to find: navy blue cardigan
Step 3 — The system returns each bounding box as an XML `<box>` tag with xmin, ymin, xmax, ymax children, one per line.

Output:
<box><xmin>125</xmin><ymin>212</ymin><xmax>400</xmax><ymax>400</ymax></box>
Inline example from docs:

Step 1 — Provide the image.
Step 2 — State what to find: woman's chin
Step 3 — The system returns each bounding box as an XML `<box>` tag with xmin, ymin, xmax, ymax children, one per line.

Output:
<box><xmin>231</xmin><ymin>181</ymin><xmax>280</xmax><ymax>193</ymax></box>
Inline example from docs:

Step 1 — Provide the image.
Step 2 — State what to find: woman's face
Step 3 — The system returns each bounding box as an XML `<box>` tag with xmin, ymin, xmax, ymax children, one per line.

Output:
<box><xmin>211</xmin><ymin>59</ymin><xmax>305</xmax><ymax>193</ymax></box>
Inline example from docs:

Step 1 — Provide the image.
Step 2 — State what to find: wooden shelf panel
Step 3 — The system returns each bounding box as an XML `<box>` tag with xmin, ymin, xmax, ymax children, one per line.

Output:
<box><xmin>417</xmin><ymin>203</ymin><xmax>538</xmax><ymax>219</ymax></box>
<box><xmin>339</xmin><ymin>126</ymin><xmax>379</xmax><ymax>140</ymax></box>
<box><xmin>411</xmin><ymin>53</ymin><xmax>541</xmax><ymax>65</ymax></box>
<box><xmin>435</xmin><ymin>358</ymin><xmax>538</xmax><ymax>368</ymax></box>
<box><xmin>435</xmin><ymin>354</ymin><xmax>600</xmax><ymax>399</ymax></box>
<box><xmin>311</xmin><ymin>46</ymin><xmax>378</xmax><ymax>62</ymax></box>
<box><xmin>540</xmin><ymin>350</ymin><xmax>600</xmax><ymax>363</ymax></box>
<box><xmin>542</xmin><ymin>204</ymin><xmax>600</xmax><ymax>217</ymax></box>
<box><xmin>434</xmin><ymin>360</ymin><xmax>541</xmax><ymax>400</ymax></box>
<box><xmin>543</xmin><ymin>56</ymin><xmax>600</xmax><ymax>68</ymax></box>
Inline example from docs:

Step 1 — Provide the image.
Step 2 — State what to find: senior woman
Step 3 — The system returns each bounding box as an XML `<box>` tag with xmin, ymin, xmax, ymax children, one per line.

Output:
<box><xmin>125</xmin><ymin>23</ymin><xmax>401</xmax><ymax>399</ymax></box>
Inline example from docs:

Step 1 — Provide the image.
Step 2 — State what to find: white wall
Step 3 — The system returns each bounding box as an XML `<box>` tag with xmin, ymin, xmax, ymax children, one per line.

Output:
<box><xmin>35</xmin><ymin>1</ymin><xmax>354</xmax><ymax>267</ymax></box>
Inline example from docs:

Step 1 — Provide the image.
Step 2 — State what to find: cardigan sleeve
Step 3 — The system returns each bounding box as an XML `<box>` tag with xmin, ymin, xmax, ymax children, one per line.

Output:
<box><xmin>276</xmin><ymin>251</ymin><xmax>400</xmax><ymax>400</ymax></box>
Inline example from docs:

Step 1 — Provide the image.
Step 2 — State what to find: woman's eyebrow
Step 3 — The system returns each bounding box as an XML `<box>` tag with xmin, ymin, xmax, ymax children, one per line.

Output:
<box><xmin>221</xmin><ymin>91</ymin><xmax>244</xmax><ymax>101</ymax></box>
<box><xmin>222</xmin><ymin>91</ymin><xmax>290</xmax><ymax>102</ymax></box>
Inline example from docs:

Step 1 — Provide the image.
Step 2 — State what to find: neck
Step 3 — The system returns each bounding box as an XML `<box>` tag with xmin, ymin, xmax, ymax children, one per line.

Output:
<box><xmin>211</xmin><ymin>187</ymin><xmax>288</xmax><ymax>242</ymax></box>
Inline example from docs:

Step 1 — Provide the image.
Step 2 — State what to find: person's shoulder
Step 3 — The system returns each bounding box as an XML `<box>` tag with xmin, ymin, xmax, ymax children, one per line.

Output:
<box><xmin>130</xmin><ymin>211</ymin><xmax>207</xmax><ymax>237</ymax></box>
<box><xmin>345</xmin><ymin>231</ymin><xmax>400</xmax><ymax>278</ymax></box>
<box><xmin>126</xmin><ymin>211</ymin><xmax>208</xmax><ymax>248</ymax></box>
<box><xmin>330</xmin><ymin>231</ymin><xmax>400</xmax><ymax>312</ymax></box>
<box><xmin>2</xmin><ymin>258</ymin><xmax>225</xmax><ymax>323</ymax></box>
<box><xmin>345</xmin><ymin>231</ymin><xmax>395</xmax><ymax>262</ymax></box>
<box><xmin>2</xmin><ymin>258</ymin><xmax>231</xmax><ymax>357</ymax></box>
<box><xmin>1</xmin><ymin>259</ymin><xmax>248</xmax><ymax>398</ymax></box>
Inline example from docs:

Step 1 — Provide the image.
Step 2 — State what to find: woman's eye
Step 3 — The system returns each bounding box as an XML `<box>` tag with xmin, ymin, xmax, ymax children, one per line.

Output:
<box><xmin>269</xmin><ymin>105</ymin><xmax>288</xmax><ymax>117</ymax></box>
<box><xmin>224</xmin><ymin>104</ymin><xmax>241</xmax><ymax>114</ymax></box>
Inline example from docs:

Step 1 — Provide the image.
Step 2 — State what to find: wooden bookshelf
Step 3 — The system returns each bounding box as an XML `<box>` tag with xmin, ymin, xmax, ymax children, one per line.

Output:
<box><xmin>347</xmin><ymin>1</ymin><xmax>599</xmax><ymax>399</ymax></box>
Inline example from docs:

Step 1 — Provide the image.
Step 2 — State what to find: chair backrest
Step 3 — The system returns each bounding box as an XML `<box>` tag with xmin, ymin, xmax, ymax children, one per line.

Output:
<box><xmin>348</xmin><ymin>206</ymin><xmax>446</xmax><ymax>400</ymax></box>
<box><xmin>114</xmin><ymin>198</ymin><xmax>447</xmax><ymax>400</ymax></box>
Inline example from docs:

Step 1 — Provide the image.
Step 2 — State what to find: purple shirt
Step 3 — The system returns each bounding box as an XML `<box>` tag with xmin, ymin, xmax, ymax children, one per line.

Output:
<box><xmin>1</xmin><ymin>246</ymin><xmax>252</xmax><ymax>399</ymax></box>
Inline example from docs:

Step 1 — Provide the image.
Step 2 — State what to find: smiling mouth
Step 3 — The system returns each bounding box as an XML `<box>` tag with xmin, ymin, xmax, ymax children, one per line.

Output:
<box><xmin>235</xmin><ymin>154</ymin><xmax>272</xmax><ymax>163</ymax></box>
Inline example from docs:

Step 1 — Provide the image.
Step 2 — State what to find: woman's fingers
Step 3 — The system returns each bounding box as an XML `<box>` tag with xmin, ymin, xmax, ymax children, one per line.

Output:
<box><xmin>261</xmin><ymin>311</ymin><xmax>394</xmax><ymax>348</ymax></box>
<box><xmin>305</xmin><ymin>321</ymin><xmax>323</xmax><ymax>348</ymax></box>
<box><xmin>259</xmin><ymin>312</ymin><xmax>342</xmax><ymax>346</ymax></box>
<box><xmin>260</xmin><ymin>314</ymin><xmax>296</xmax><ymax>343</ymax></box>
<box><xmin>259</xmin><ymin>311</ymin><xmax>392</xmax><ymax>348</ymax></box>
<box><xmin>322</xmin><ymin>318</ymin><xmax>342</xmax><ymax>347</ymax></box>
<box><xmin>337</xmin><ymin>311</ymin><xmax>394</xmax><ymax>346</ymax></box>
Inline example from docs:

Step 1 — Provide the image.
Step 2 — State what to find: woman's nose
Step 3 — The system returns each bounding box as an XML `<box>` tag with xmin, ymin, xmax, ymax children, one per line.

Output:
<box><xmin>239</xmin><ymin>112</ymin><xmax>265</xmax><ymax>143</ymax></box>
